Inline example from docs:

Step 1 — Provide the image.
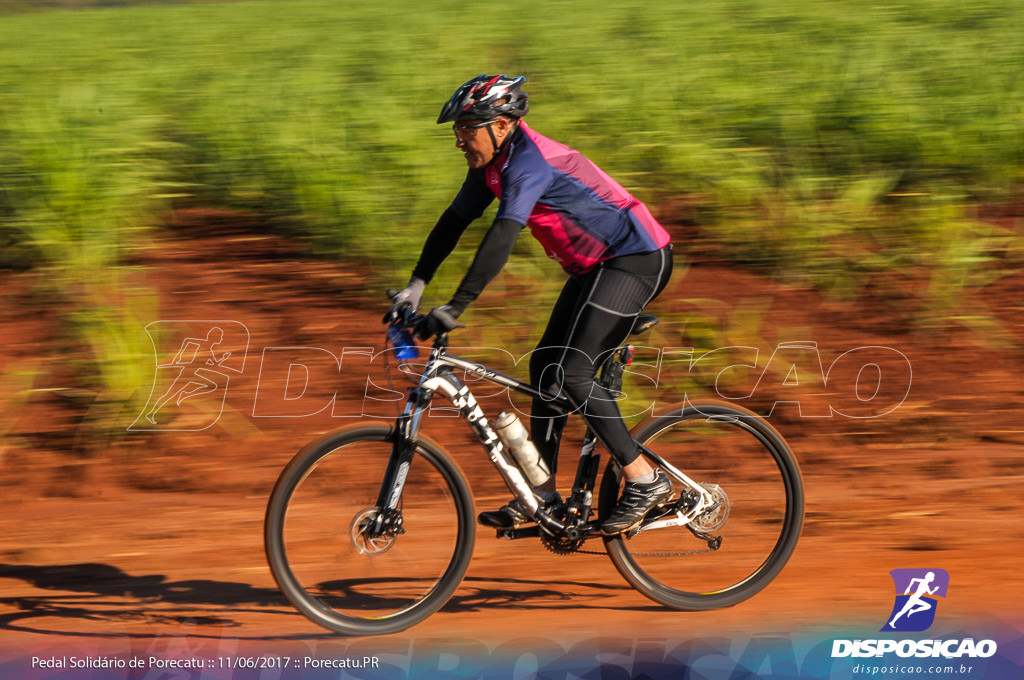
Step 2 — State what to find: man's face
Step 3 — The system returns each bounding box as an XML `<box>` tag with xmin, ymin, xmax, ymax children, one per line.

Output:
<box><xmin>452</xmin><ymin>117</ymin><xmax>514</xmax><ymax>169</ymax></box>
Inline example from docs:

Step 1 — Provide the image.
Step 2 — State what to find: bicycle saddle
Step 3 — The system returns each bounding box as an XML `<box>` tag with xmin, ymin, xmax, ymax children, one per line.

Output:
<box><xmin>631</xmin><ymin>314</ymin><xmax>659</xmax><ymax>335</ymax></box>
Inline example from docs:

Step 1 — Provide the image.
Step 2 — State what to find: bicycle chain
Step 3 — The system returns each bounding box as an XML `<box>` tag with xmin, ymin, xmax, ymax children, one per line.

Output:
<box><xmin>540</xmin><ymin>534</ymin><xmax>714</xmax><ymax>557</ymax></box>
<box><xmin>540</xmin><ymin>508</ymin><xmax>718</xmax><ymax>556</ymax></box>
<box><xmin>628</xmin><ymin>548</ymin><xmax>715</xmax><ymax>556</ymax></box>
<box><xmin>551</xmin><ymin>546</ymin><xmax>715</xmax><ymax>557</ymax></box>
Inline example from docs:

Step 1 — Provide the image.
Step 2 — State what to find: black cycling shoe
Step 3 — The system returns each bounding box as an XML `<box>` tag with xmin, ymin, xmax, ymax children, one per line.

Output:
<box><xmin>600</xmin><ymin>469</ymin><xmax>675</xmax><ymax>536</ymax></box>
<box><xmin>478</xmin><ymin>495</ymin><xmax>564</xmax><ymax>529</ymax></box>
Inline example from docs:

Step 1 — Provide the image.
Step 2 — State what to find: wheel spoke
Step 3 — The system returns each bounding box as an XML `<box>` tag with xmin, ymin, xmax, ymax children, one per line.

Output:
<box><xmin>265</xmin><ymin>425</ymin><xmax>474</xmax><ymax>635</ymax></box>
<box><xmin>602</xmin><ymin>403</ymin><xmax>803</xmax><ymax>609</ymax></box>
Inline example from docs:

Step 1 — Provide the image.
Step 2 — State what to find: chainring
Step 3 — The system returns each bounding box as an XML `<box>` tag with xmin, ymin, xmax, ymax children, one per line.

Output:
<box><xmin>540</xmin><ymin>531</ymin><xmax>587</xmax><ymax>555</ymax></box>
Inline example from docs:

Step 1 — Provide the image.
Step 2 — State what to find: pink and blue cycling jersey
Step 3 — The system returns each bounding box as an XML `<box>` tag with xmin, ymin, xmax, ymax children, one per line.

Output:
<box><xmin>450</xmin><ymin>121</ymin><xmax>670</xmax><ymax>275</ymax></box>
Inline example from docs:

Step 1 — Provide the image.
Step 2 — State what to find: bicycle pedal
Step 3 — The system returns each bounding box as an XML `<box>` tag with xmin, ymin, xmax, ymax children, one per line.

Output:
<box><xmin>496</xmin><ymin>526</ymin><xmax>540</xmax><ymax>540</ymax></box>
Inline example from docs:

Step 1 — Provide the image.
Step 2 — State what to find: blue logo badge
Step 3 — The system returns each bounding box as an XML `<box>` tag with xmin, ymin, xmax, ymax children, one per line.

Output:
<box><xmin>881</xmin><ymin>568</ymin><xmax>949</xmax><ymax>632</ymax></box>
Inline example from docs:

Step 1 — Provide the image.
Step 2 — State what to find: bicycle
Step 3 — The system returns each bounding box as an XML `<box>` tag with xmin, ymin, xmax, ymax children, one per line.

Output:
<box><xmin>264</xmin><ymin>303</ymin><xmax>804</xmax><ymax>636</ymax></box>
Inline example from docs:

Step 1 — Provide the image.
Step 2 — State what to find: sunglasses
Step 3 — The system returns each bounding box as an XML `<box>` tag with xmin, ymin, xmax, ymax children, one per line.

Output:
<box><xmin>452</xmin><ymin>119</ymin><xmax>500</xmax><ymax>138</ymax></box>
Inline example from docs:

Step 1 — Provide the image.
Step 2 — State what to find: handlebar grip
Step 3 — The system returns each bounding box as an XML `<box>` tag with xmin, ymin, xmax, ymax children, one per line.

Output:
<box><xmin>386</xmin><ymin>289</ymin><xmax>399</xmax><ymax>301</ymax></box>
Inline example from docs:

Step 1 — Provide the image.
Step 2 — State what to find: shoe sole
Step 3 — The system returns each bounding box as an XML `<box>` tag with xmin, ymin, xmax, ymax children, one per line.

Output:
<box><xmin>477</xmin><ymin>513</ymin><xmax>533</xmax><ymax>529</ymax></box>
<box><xmin>600</xmin><ymin>497</ymin><xmax>673</xmax><ymax>536</ymax></box>
<box><xmin>478</xmin><ymin>519</ymin><xmax>532</xmax><ymax>529</ymax></box>
<box><xmin>478</xmin><ymin>500</ymin><xmax>565</xmax><ymax>530</ymax></box>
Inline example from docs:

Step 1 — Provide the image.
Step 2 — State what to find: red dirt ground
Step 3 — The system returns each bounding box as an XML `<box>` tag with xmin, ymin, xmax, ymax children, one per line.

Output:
<box><xmin>1</xmin><ymin>209</ymin><xmax>1022</xmax><ymax>673</ymax></box>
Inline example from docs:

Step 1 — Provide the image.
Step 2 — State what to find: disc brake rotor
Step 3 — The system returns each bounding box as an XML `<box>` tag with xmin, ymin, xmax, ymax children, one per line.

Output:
<box><xmin>350</xmin><ymin>507</ymin><xmax>396</xmax><ymax>555</ymax></box>
<box><xmin>691</xmin><ymin>483</ymin><xmax>729</xmax><ymax>532</ymax></box>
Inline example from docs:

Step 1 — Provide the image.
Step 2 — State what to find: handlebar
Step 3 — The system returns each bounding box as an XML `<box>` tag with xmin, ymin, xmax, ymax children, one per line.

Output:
<box><xmin>384</xmin><ymin>289</ymin><xmax>465</xmax><ymax>337</ymax></box>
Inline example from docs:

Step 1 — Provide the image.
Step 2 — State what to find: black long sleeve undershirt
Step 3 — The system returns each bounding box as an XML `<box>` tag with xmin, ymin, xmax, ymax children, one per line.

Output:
<box><xmin>446</xmin><ymin>217</ymin><xmax>523</xmax><ymax>315</ymax></box>
<box><xmin>411</xmin><ymin>206</ymin><xmax>474</xmax><ymax>284</ymax></box>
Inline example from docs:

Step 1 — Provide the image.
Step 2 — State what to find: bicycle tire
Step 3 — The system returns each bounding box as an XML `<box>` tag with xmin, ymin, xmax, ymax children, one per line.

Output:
<box><xmin>600</xmin><ymin>401</ymin><xmax>803</xmax><ymax>610</ymax></box>
<box><xmin>265</xmin><ymin>423</ymin><xmax>475</xmax><ymax>635</ymax></box>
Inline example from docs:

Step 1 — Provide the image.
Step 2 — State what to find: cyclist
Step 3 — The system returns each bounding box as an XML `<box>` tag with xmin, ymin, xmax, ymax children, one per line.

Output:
<box><xmin>388</xmin><ymin>74</ymin><xmax>674</xmax><ymax>536</ymax></box>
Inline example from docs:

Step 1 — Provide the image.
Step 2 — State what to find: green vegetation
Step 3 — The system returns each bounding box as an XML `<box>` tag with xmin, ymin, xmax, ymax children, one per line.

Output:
<box><xmin>3</xmin><ymin>0</ymin><xmax>1022</xmax><ymax>268</ymax></box>
<box><xmin>0</xmin><ymin>0</ymin><xmax>1022</xmax><ymax>430</ymax></box>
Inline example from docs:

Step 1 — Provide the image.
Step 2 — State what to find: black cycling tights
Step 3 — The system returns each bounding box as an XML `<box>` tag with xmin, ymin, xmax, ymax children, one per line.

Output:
<box><xmin>529</xmin><ymin>246</ymin><xmax>673</xmax><ymax>473</ymax></box>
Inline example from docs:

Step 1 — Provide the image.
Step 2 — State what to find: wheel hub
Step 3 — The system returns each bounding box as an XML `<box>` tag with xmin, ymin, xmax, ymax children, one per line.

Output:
<box><xmin>350</xmin><ymin>507</ymin><xmax>397</xmax><ymax>555</ymax></box>
<box><xmin>692</xmin><ymin>483</ymin><xmax>729</xmax><ymax>532</ymax></box>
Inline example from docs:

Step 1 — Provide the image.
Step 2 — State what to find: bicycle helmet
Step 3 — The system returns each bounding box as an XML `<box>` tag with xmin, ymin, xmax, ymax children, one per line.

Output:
<box><xmin>437</xmin><ymin>74</ymin><xmax>529</xmax><ymax>124</ymax></box>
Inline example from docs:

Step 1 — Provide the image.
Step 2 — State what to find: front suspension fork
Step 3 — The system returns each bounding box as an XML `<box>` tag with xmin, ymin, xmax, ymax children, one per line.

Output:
<box><xmin>372</xmin><ymin>372</ymin><xmax>569</xmax><ymax>537</ymax></box>
<box><xmin>368</xmin><ymin>387</ymin><xmax>432</xmax><ymax>536</ymax></box>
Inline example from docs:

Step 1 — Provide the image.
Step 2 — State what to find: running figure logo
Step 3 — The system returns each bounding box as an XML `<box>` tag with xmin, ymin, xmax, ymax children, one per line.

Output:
<box><xmin>130</xmin><ymin>321</ymin><xmax>249</xmax><ymax>431</ymax></box>
<box><xmin>881</xmin><ymin>568</ymin><xmax>950</xmax><ymax>632</ymax></box>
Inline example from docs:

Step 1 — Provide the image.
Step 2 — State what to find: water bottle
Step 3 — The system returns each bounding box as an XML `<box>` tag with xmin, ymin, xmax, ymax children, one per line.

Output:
<box><xmin>493</xmin><ymin>411</ymin><xmax>550</xmax><ymax>487</ymax></box>
<box><xmin>386</xmin><ymin>324</ymin><xmax>420</xmax><ymax>361</ymax></box>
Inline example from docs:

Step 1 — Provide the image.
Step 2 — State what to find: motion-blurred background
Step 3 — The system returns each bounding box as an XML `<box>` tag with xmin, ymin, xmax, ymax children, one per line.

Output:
<box><xmin>1</xmin><ymin>2</ymin><xmax>1022</xmax><ymax>635</ymax></box>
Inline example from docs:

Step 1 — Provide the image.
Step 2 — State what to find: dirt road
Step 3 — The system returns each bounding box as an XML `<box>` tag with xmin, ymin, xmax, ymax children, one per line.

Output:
<box><xmin>2</xmin><ymin>221</ymin><xmax>1022</xmax><ymax>678</ymax></box>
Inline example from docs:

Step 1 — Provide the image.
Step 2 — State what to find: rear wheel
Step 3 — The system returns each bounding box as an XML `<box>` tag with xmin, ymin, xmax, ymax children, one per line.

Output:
<box><xmin>265</xmin><ymin>424</ymin><xmax>474</xmax><ymax>635</ymax></box>
<box><xmin>600</xmin><ymin>401</ymin><xmax>803</xmax><ymax>609</ymax></box>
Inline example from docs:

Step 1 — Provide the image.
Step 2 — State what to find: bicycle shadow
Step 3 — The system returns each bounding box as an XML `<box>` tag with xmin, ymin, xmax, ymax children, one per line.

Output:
<box><xmin>442</xmin><ymin>576</ymin><xmax>661</xmax><ymax>614</ymax></box>
<box><xmin>0</xmin><ymin>562</ymin><xmax>660</xmax><ymax>640</ymax></box>
<box><xmin>0</xmin><ymin>562</ymin><xmax>319</xmax><ymax>640</ymax></box>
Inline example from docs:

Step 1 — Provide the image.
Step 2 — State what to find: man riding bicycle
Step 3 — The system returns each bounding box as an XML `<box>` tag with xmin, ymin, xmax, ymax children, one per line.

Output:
<box><xmin>388</xmin><ymin>74</ymin><xmax>674</xmax><ymax>536</ymax></box>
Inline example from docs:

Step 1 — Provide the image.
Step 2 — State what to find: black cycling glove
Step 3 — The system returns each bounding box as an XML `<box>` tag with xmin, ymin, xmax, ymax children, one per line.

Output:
<box><xmin>413</xmin><ymin>305</ymin><xmax>465</xmax><ymax>340</ymax></box>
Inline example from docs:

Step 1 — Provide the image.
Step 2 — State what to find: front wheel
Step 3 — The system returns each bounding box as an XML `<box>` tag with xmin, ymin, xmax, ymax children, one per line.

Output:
<box><xmin>265</xmin><ymin>424</ymin><xmax>475</xmax><ymax>635</ymax></box>
<box><xmin>600</xmin><ymin>401</ymin><xmax>803</xmax><ymax>610</ymax></box>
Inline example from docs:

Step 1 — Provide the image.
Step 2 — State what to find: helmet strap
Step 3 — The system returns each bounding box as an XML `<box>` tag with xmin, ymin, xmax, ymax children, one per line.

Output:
<box><xmin>485</xmin><ymin>119</ymin><xmax>518</xmax><ymax>165</ymax></box>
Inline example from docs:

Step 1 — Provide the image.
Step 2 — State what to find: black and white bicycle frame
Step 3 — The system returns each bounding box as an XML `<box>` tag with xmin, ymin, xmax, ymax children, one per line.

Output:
<box><xmin>373</xmin><ymin>335</ymin><xmax>720</xmax><ymax>542</ymax></box>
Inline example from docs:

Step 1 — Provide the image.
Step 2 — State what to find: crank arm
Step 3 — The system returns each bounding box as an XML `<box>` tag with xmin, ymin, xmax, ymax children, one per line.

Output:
<box><xmin>497</xmin><ymin>521</ymin><xmax>600</xmax><ymax>541</ymax></box>
<box><xmin>496</xmin><ymin>526</ymin><xmax>541</xmax><ymax>540</ymax></box>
